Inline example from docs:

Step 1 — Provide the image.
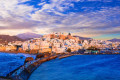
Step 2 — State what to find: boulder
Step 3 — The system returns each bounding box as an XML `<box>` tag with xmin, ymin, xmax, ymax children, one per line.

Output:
<box><xmin>44</xmin><ymin>52</ymin><xmax>51</xmax><ymax>57</ymax></box>
<box><xmin>36</xmin><ymin>53</ymin><xmax>44</xmax><ymax>59</ymax></box>
<box><xmin>24</xmin><ymin>57</ymin><xmax>34</xmax><ymax>63</ymax></box>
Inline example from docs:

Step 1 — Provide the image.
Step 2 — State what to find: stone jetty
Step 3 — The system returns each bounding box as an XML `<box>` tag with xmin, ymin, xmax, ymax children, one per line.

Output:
<box><xmin>59</xmin><ymin>54</ymin><xmax>73</xmax><ymax>59</ymax></box>
<box><xmin>6</xmin><ymin>55</ymin><xmax>58</xmax><ymax>80</ymax></box>
<box><xmin>0</xmin><ymin>53</ymin><xmax>78</xmax><ymax>80</ymax></box>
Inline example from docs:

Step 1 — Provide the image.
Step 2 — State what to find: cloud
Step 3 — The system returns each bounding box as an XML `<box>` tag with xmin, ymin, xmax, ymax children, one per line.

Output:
<box><xmin>38</xmin><ymin>0</ymin><xmax>82</xmax><ymax>13</ymax></box>
<box><xmin>0</xmin><ymin>0</ymin><xmax>120</xmax><ymax>39</ymax></box>
<box><xmin>0</xmin><ymin>0</ymin><xmax>38</xmax><ymax>31</ymax></box>
<box><xmin>48</xmin><ymin>6</ymin><xmax>120</xmax><ymax>37</ymax></box>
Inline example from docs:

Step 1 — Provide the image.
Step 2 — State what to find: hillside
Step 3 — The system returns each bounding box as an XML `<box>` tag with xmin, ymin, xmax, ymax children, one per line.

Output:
<box><xmin>17</xmin><ymin>32</ymin><xmax>42</xmax><ymax>40</ymax></box>
<box><xmin>108</xmin><ymin>38</ymin><xmax>120</xmax><ymax>42</ymax></box>
<box><xmin>0</xmin><ymin>35</ymin><xmax>23</xmax><ymax>44</ymax></box>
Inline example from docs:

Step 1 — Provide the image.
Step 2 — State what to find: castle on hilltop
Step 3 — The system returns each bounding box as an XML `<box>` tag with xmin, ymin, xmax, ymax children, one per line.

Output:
<box><xmin>43</xmin><ymin>32</ymin><xmax>76</xmax><ymax>40</ymax></box>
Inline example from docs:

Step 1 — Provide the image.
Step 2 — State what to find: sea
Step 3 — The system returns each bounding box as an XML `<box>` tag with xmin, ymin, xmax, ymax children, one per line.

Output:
<box><xmin>29</xmin><ymin>54</ymin><xmax>120</xmax><ymax>80</ymax></box>
<box><xmin>0</xmin><ymin>52</ymin><xmax>35</xmax><ymax>77</ymax></box>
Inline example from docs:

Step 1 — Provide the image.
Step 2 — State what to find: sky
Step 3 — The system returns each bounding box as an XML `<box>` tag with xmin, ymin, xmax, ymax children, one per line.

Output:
<box><xmin>0</xmin><ymin>0</ymin><xmax>120</xmax><ymax>40</ymax></box>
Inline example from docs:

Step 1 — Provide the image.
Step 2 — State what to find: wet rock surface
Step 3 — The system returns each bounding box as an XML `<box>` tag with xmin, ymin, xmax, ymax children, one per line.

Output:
<box><xmin>24</xmin><ymin>57</ymin><xmax>34</xmax><ymax>63</ymax></box>
<box><xmin>36</xmin><ymin>54</ymin><xmax>44</xmax><ymax>59</ymax></box>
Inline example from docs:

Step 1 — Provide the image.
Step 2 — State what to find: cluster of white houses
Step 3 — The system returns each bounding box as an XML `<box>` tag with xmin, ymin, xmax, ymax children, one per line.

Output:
<box><xmin>21</xmin><ymin>32</ymin><xmax>82</xmax><ymax>53</ymax></box>
<box><xmin>0</xmin><ymin>32</ymin><xmax>120</xmax><ymax>54</ymax></box>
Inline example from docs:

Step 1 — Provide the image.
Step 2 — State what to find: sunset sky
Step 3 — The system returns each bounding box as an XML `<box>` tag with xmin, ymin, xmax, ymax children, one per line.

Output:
<box><xmin>0</xmin><ymin>0</ymin><xmax>120</xmax><ymax>40</ymax></box>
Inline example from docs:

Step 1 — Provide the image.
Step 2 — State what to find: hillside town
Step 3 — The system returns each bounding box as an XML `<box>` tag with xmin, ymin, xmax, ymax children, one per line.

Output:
<box><xmin>0</xmin><ymin>32</ymin><xmax>120</xmax><ymax>54</ymax></box>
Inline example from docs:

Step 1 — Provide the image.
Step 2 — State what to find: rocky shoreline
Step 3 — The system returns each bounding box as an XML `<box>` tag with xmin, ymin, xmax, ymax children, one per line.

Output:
<box><xmin>0</xmin><ymin>53</ymin><xmax>74</xmax><ymax>80</ymax></box>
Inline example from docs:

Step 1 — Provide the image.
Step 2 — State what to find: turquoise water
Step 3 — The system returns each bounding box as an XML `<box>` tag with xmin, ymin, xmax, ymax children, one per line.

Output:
<box><xmin>29</xmin><ymin>55</ymin><xmax>120</xmax><ymax>80</ymax></box>
<box><xmin>0</xmin><ymin>52</ymin><xmax>35</xmax><ymax>77</ymax></box>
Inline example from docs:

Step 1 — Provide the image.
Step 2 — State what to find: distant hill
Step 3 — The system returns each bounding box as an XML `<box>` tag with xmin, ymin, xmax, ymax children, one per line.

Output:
<box><xmin>16</xmin><ymin>32</ymin><xmax>42</xmax><ymax>40</ymax></box>
<box><xmin>0</xmin><ymin>35</ymin><xmax>23</xmax><ymax>44</ymax></box>
<box><xmin>73</xmin><ymin>36</ymin><xmax>92</xmax><ymax>40</ymax></box>
<box><xmin>108</xmin><ymin>38</ymin><xmax>120</xmax><ymax>42</ymax></box>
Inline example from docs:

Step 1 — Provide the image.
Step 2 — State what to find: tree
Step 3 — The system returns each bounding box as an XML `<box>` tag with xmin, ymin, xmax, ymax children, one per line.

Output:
<box><xmin>87</xmin><ymin>46</ymin><xmax>100</xmax><ymax>50</ymax></box>
<box><xmin>68</xmin><ymin>33</ymin><xmax>71</xmax><ymax>35</ymax></box>
<box><xmin>66</xmin><ymin>48</ymin><xmax>71</xmax><ymax>53</ymax></box>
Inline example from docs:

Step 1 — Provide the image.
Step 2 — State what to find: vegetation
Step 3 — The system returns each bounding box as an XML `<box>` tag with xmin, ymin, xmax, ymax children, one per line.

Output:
<box><xmin>87</xmin><ymin>46</ymin><xmax>100</xmax><ymax>50</ymax></box>
<box><xmin>68</xmin><ymin>33</ymin><xmax>71</xmax><ymax>35</ymax></box>
<box><xmin>66</xmin><ymin>48</ymin><xmax>71</xmax><ymax>53</ymax></box>
<box><xmin>26</xmin><ymin>49</ymin><xmax>30</xmax><ymax>52</ymax></box>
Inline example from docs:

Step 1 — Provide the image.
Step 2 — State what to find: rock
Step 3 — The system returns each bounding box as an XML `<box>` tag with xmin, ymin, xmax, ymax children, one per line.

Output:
<box><xmin>20</xmin><ymin>56</ymin><xmax>23</xmax><ymax>59</ymax></box>
<box><xmin>44</xmin><ymin>52</ymin><xmax>50</xmax><ymax>57</ymax></box>
<box><xmin>24</xmin><ymin>57</ymin><xmax>34</xmax><ymax>63</ymax></box>
<box><xmin>40</xmin><ymin>58</ymin><xmax>48</xmax><ymax>63</ymax></box>
<box><xmin>36</xmin><ymin>53</ymin><xmax>44</xmax><ymax>59</ymax></box>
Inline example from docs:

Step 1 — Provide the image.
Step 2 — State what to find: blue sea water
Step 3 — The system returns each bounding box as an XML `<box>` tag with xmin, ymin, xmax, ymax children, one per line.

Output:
<box><xmin>29</xmin><ymin>55</ymin><xmax>120</xmax><ymax>80</ymax></box>
<box><xmin>0</xmin><ymin>52</ymin><xmax>35</xmax><ymax>77</ymax></box>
